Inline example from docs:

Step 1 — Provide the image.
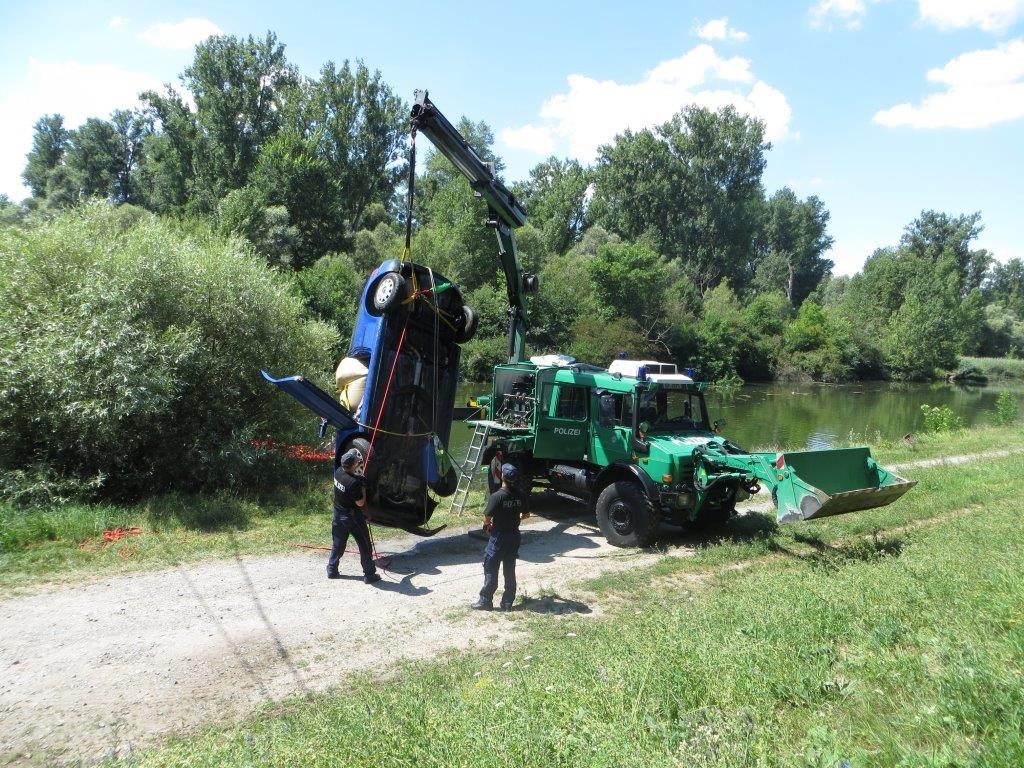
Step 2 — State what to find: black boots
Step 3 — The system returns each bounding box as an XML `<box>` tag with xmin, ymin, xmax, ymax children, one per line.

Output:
<box><xmin>364</xmin><ymin>573</ymin><xmax>382</xmax><ymax>584</ymax></box>
<box><xmin>470</xmin><ymin>598</ymin><xmax>493</xmax><ymax>611</ymax></box>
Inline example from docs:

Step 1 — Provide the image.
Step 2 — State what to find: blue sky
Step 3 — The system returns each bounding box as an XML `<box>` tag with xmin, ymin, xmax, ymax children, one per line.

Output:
<box><xmin>1</xmin><ymin>0</ymin><xmax>1021</xmax><ymax>274</ymax></box>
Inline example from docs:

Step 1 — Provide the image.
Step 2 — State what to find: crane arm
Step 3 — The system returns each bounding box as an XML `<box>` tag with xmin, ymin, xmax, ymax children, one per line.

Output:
<box><xmin>410</xmin><ymin>90</ymin><xmax>536</xmax><ymax>363</ymax></box>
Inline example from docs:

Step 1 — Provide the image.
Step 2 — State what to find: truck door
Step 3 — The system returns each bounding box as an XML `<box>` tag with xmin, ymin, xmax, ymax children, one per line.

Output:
<box><xmin>534</xmin><ymin>382</ymin><xmax>590</xmax><ymax>461</ymax></box>
<box><xmin>591</xmin><ymin>389</ymin><xmax>631</xmax><ymax>465</ymax></box>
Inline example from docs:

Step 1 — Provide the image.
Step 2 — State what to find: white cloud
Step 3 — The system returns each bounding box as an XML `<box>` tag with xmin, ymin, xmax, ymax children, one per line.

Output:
<box><xmin>138</xmin><ymin>17</ymin><xmax>222</xmax><ymax>50</ymax></box>
<box><xmin>0</xmin><ymin>59</ymin><xmax>165</xmax><ymax>199</ymax></box>
<box><xmin>695</xmin><ymin>17</ymin><xmax>750</xmax><ymax>42</ymax></box>
<box><xmin>501</xmin><ymin>124</ymin><xmax>557</xmax><ymax>155</ymax></box>
<box><xmin>810</xmin><ymin>0</ymin><xmax>870</xmax><ymax>29</ymax></box>
<box><xmin>500</xmin><ymin>45</ymin><xmax>793</xmax><ymax>164</ymax></box>
<box><xmin>874</xmin><ymin>38</ymin><xmax>1024</xmax><ymax>128</ymax></box>
<box><xmin>918</xmin><ymin>0</ymin><xmax>1024</xmax><ymax>32</ymax></box>
<box><xmin>109</xmin><ymin>15</ymin><xmax>126</xmax><ymax>29</ymax></box>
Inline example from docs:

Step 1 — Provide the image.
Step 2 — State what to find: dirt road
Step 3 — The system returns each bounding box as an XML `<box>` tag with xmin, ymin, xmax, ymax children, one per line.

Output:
<box><xmin>0</xmin><ymin>502</ymin><xmax>665</xmax><ymax>766</ymax></box>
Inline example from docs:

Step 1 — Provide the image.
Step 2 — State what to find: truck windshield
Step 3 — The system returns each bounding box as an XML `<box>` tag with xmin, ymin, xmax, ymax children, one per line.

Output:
<box><xmin>637</xmin><ymin>389</ymin><xmax>707</xmax><ymax>432</ymax></box>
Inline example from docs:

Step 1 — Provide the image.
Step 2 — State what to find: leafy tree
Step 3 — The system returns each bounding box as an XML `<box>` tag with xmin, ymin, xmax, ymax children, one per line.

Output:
<box><xmin>901</xmin><ymin>211</ymin><xmax>990</xmax><ymax>298</ymax></box>
<box><xmin>516</xmin><ymin>157</ymin><xmax>591</xmax><ymax>254</ymax></box>
<box><xmin>23</xmin><ymin>114</ymin><xmax>70</xmax><ymax>197</ymax></box>
<box><xmin>217</xmin><ymin>186</ymin><xmax>299</xmax><ymax>267</ymax></box>
<box><xmin>587</xmin><ymin>242</ymin><xmax>669</xmax><ymax>343</ymax></box>
<box><xmin>782</xmin><ymin>301</ymin><xmax>857</xmax><ymax>382</ymax></box>
<box><xmin>66</xmin><ymin>118</ymin><xmax>122</xmax><ymax>199</ymax></box>
<box><xmin>180</xmin><ymin>32</ymin><xmax>298</xmax><ymax>209</ymax></box>
<box><xmin>984</xmin><ymin>258</ymin><xmax>1024</xmax><ymax>318</ymax></box>
<box><xmin>248</xmin><ymin>132</ymin><xmax>343</xmax><ymax>268</ymax></box>
<box><xmin>137</xmin><ymin>88</ymin><xmax>200</xmax><ymax>213</ymax></box>
<box><xmin>43</xmin><ymin>165</ymin><xmax>79</xmax><ymax>209</ymax></box>
<box><xmin>592</xmin><ymin>105</ymin><xmax>768</xmax><ymax>292</ymax></box>
<box><xmin>110</xmin><ymin>109</ymin><xmax>153</xmax><ymax>204</ymax></box>
<box><xmin>883</xmin><ymin>279</ymin><xmax>959</xmax><ymax>380</ymax></box>
<box><xmin>305</xmin><ymin>60</ymin><xmax>407</xmax><ymax>233</ymax></box>
<box><xmin>753</xmin><ymin>188</ymin><xmax>834</xmax><ymax>306</ymax></box>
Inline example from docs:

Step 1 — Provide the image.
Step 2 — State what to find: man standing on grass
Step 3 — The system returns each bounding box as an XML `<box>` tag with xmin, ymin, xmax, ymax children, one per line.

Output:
<box><xmin>471</xmin><ymin>463</ymin><xmax>528</xmax><ymax>611</ymax></box>
<box><xmin>328</xmin><ymin>449</ymin><xmax>381</xmax><ymax>584</ymax></box>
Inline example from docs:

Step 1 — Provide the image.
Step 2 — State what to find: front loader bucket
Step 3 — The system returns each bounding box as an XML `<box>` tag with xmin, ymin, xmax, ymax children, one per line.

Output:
<box><xmin>772</xmin><ymin>447</ymin><xmax>916</xmax><ymax>524</ymax></box>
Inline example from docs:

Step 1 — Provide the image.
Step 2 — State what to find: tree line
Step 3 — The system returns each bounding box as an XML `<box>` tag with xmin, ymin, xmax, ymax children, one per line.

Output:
<box><xmin>6</xmin><ymin>30</ymin><xmax>1023</xmax><ymax>383</ymax></box>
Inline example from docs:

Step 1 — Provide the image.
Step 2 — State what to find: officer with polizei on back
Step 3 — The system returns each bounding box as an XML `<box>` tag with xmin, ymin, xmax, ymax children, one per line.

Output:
<box><xmin>327</xmin><ymin>448</ymin><xmax>381</xmax><ymax>584</ymax></box>
<box><xmin>472</xmin><ymin>463</ymin><xmax>529</xmax><ymax>611</ymax></box>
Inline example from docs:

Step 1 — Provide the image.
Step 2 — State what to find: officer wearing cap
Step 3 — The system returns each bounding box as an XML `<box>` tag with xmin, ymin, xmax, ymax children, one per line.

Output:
<box><xmin>471</xmin><ymin>462</ymin><xmax>529</xmax><ymax>611</ymax></box>
<box><xmin>328</xmin><ymin>448</ymin><xmax>381</xmax><ymax>584</ymax></box>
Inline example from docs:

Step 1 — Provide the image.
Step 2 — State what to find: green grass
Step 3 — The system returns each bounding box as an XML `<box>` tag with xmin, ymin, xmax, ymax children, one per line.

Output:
<box><xmin>110</xmin><ymin>452</ymin><xmax>1024</xmax><ymax>767</ymax></box>
<box><xmin>960</xmin><ymin>356</ymin><xmax>1024</xmax><ymax>382</ymax></box>
<box><xmin>0</xmin><ymin>469</ymin><xmax>486</xmax><ymax>594</ymax></box>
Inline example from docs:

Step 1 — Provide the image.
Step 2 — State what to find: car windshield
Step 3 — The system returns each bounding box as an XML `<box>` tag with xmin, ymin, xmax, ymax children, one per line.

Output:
<box><xmin>637</xmin><ymin>389</ymin><xmax>707</xmax><ymax>432</ymax></box>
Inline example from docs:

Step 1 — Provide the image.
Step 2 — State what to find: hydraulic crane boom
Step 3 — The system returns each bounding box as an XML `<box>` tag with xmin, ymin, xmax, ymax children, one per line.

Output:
<box><xmin>410</xmin><ymin>90</ymin><xmax>537</xmax><ymax>364</ymax></box>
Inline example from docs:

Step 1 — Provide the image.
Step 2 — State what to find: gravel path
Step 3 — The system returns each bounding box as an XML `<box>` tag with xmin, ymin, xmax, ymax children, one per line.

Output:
<box><xmin>0</xmin><ymin>503</ymin><xmax>664</xmax><ymax>766</ymax></box>
<box><xmin>2</xmin><ymin>447</ymin><xmax>1019</xmax><ymax>766</ymax></box>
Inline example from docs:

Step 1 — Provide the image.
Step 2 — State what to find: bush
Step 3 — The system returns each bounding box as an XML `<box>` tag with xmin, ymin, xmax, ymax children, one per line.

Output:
<box><xmin>993</xmin><ymin>390</ymin><xmax>1021</xmax><ymax>426</ymax></box>
<box><xmin>920</xmin><ymin>404</ymin><xmax>964</xmax><ymax>433</ymax></box>
<box><xmin>0</xmin><ymin>203</ymin><xmax>337</xmax><ymax>500</ymax></box>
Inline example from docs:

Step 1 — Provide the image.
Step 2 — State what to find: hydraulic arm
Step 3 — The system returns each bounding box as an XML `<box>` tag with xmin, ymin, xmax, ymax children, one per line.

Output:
<box><xmin>410</xmin><ymin>90</ymin><xmax>536</xmax><ymax>363</ymax></box>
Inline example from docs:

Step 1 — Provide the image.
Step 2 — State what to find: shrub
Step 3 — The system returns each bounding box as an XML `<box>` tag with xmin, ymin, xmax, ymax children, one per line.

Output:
<box><xmin>0</xmin><ymin>203</ymin><xmax>337</xmax><ymax>500</ymax></box>
<box><xmin>993</xmin><ymin>390</ymin><xmax>1020</xmax><ymax>426</ymax></box>
<box><xmin>920</xmin><ymin>404</ymin><xmax>964</xmax><ymax>433</ymax></box>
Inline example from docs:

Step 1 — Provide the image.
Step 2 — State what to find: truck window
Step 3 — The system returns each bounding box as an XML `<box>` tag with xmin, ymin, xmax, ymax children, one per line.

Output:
<box><xmin>551</xmin><ymin>385</ymin><xmax>587</xmax><ymax>421</ymax></box>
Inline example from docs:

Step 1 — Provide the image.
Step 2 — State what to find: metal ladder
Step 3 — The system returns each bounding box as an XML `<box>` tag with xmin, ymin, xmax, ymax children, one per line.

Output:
<box><xmin>448</xmin><ymin>423</ymin><xmax>491</xmax><ymax>516</ymax></box>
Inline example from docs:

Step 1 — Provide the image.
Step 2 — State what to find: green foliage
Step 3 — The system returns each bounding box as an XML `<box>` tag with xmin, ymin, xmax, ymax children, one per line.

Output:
<box><xmin>515</xmin><ymin>156</ymin><xmax>591</xmax><ymax>254</ymax></box>
<box><xmin>23</xmin><ymin>114</ymin><xmax>69</xmax><ymax>197</ymax></box>
<box><xmin>753</xmin><ymin>188</ymin><xmax>834</xmax><ymax>306</ymax></box>
<box><xmin>567</xmin><ymin>316</ymin><xmax>655</xmax><ymax>365</ymax></box>
<box><xmin>883</xmin><ymin>281</ymin><xmax>959</xmax><ymax>380</ymax></box>
<box><xmin>592</xmin><ymin>105</ymin><xmax>768</xmax><ymax>292</ymax></box>
<box><xmin>587</xmin><ymin>241</ymin><xmax>669</xmax><ymax>332</ymax></box>
<box><xmin>0</xmin><ymin>203</ymin><xmax>336</xmax><ymax>500</ymax></box>
<box><xmin>292</xmin><ymin>253</ymin><xmax>365</xmax><ymax>357</ymax></box>
<box><xmin>920</xmin><ymin>404</ymin><xmax>964</xmax><ymax>432</ymax></box>
<box><xmin>993</xmin><ymin>390</ymin><xmax>1020</xmax><ymax>425</ymax></box>
<box><xmin>782</xmin><ymin>301</ymin><xmax>858</xmax><ymax>382</ymax></box>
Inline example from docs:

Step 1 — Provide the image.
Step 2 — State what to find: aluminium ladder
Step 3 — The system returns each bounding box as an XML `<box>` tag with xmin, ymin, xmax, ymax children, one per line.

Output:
<box><xmin>448</xmin><ymin>423</ymin><xmax>491</xmax><ymax>516</ymax></box>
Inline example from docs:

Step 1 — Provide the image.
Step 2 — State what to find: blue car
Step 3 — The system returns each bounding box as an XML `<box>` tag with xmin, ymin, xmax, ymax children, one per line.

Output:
<box><xmin>264</xmin><ymin>258</ymin><xmax>476</xmax><ymax>535</ymax></box>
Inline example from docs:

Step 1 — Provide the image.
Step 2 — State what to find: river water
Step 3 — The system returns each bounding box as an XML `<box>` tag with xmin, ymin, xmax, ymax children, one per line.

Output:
<box><xmin>447</xmin><ymin>380</ymin><xmax>1023</xmax><ymax>460</ymax></box>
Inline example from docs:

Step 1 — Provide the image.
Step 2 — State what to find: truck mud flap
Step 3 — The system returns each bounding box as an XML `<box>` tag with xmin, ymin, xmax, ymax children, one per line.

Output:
<box><xmin>773</xmin><ymin>447</ymin><xmax>917</xmax><ymax>524</ymax></box>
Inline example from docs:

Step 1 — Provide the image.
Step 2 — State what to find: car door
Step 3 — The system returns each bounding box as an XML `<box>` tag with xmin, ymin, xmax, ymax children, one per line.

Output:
<box><xmin>591</xmin><ymin>389</ymin><xmax>631</xmax><ymax>466</ymax></box>
<box><xmin>534</xmin><ymin>382</ymin><xmax>590</xmax><ymax>461</ymax></box>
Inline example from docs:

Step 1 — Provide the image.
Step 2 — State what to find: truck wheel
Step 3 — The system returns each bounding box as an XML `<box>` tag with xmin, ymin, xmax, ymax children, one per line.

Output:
<box><xmin>596</xmin><ymin>481</ymin><xmax>661</xmax><ymax>548</ymax></box>
<box><xmin>366</xmin><ymin>271</ymin><xmax>407</xmax><ymax>316</ymax></box>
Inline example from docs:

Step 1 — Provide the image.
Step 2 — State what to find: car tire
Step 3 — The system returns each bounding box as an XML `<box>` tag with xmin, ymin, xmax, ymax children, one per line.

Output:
<box><xmin>366</xmin><ymin>271</ymin><xmax>407</xmax><ymax>316</ymax></box>
<box><xmin>596</xmin><ymin>481</ymin><xmax>661</xmax><ymax>548</ymax></box>
<box><xmin>486</xmin><ymin>456</ymin><xmax>530</xmax><ymax>499</ymax></box>
<box><xmin>343</xmin><ymin>436</ymin><xmax>373</xmax><ymax>470</ymax></box>
<box><xmin>454</xmin><ymin>304</ymin><xmax>478</xmax><ymax>343</ymax></box>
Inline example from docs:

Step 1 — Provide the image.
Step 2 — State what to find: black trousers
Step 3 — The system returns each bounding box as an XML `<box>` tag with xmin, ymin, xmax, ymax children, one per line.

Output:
<box><xmin>479</xmin><ymin>529</ymin><xmax>521</xmax><ymax>607</ymax></box>
<box><xmin>328</xmin><ymin>509</ymin><xmax>377</xmax><ymax>577</ymax></box>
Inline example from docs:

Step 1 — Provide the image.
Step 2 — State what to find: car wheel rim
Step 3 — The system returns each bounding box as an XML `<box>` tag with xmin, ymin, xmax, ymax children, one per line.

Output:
<box><xmin>609</xmin><ymin>501</ymin><xmax>633</xmax><ymax>535</ymax></box>
<box><xmin>375</xmin><ymin>278</ymin><xmax>395</xmax><ymax>306</ymax></box>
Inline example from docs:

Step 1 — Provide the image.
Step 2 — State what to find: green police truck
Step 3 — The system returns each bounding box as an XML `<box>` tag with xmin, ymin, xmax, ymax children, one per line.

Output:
<box><xmin>462</xmin><ymin>357</ymin><xmax>914</xmax><ymax>547</ymax></box>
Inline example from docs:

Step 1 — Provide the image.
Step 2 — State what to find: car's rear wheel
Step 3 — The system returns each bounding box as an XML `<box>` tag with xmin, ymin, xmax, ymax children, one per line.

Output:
<box><xmin>366</xmin><ymin>271</ymin><xmax>407</xmax><ymax>316</ymax></box>
<box><xmin>454</xmin><ymin>304</ymin><xmax>478</xmax><ymax>343</ymax></box>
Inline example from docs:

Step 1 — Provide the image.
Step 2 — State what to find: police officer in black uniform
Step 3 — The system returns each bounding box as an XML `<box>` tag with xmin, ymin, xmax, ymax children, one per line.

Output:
<box><xmin>328</xmin><ymin>448</ymin><xmax>381</xmax><ymax>584</ymax></box>
<box><xmin>471</xmin><ymin>463</ymin><xmax>528</xmax><ymax>610</ymax></box>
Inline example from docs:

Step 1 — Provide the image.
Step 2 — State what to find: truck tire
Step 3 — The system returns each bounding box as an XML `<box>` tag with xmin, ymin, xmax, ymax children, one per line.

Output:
<box><xmin>342</xmin><ymin>436</ymin><xmax>372</xmax><ymax>469</ymax></box>
<box><xmin>596</xmin><ymin>481</ymin><xmax>661</xmax><ymax>548</ymax></box>
<box><xmin>366</xmin><ymin>271</ymin><xmax>407</xmax><ymax>316</ymax></box>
